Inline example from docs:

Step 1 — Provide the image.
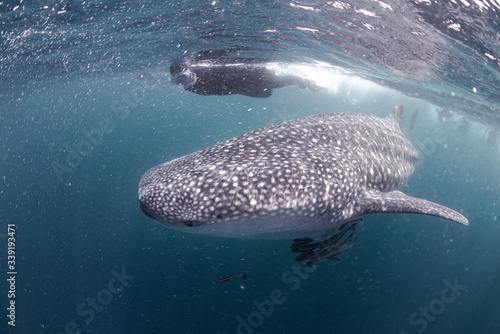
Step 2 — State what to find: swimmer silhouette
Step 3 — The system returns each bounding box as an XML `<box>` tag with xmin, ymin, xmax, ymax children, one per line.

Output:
<box><xmin>170</xmin><ymin>53</ymin><xmax>318</xmax><ymax>98</ymax></box>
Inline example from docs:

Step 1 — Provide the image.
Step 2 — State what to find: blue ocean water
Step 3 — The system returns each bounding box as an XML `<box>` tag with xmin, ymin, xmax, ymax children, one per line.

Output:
<box><xmin>1</xmin><ymin>1</ymin><xmax>499</xmax><ymax>333</ymax></box>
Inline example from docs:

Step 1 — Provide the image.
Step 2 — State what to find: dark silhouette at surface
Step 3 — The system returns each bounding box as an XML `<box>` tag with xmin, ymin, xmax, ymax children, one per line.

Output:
<box><xmin>170</xmin><ymin>56</ymin><xmax>318</xmax><ymax>98</ymax></box>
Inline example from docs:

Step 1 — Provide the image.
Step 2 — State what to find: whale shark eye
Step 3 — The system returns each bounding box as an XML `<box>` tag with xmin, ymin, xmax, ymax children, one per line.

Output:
<box><xmin>184</xmin><ymin>220</ymin><xmax>195</xmax><ymax>227</ymax></box>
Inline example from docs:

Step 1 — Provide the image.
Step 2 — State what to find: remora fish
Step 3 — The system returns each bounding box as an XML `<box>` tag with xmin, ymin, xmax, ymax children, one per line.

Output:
<box><xmin>138</xmin><ymin>105</ymin><xmax>468</xmax><ymax>265</ymax></box>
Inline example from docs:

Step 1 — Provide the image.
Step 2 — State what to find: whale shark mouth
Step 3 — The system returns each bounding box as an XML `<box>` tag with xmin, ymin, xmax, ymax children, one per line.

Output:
<box><xmin>139</xmin><ymin>201</ymin><xmax>159</xmax><ymax>221</ymax></box>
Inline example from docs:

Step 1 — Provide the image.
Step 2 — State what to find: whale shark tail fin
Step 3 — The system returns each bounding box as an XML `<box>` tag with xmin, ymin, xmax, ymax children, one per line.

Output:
<box><xmin>386</xmin><ymin>104</ymin><xmax>404</xmax><ymax>128</ymax></box>
<box><xmin>358</xmin><ymin>189</ymin><xmax>469</xmax><ymax>226</ymax></box>
<box><xmin>386</xmin><ymin>105</ymin><xmax>419</xmax><ymax>137</ymax></box>
<box><xmin>405</xmin><ymin>109</ymin><xmax>419</xmax><ymax>138</ymax></box>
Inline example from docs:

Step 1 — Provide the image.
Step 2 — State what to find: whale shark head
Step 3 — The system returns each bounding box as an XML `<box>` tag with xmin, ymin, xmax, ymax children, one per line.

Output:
<box><xmin>138</xmin><ymin>105</ymin><xmax>468</xmax><ymax>240</ymax></box>
<box><xmin>138</xmin><ymin>152</ymin><xmax>339</xmax><ymax>239</ymax></box>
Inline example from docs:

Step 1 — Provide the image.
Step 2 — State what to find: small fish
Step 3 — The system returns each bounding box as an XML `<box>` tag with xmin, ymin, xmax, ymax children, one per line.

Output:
<box><xmin>216</xmin><ymin>273</ymin><xmax>248</xmax><ymax>282</ymax></box>
<box><xmin>291</xmin><ymin>220</ymin><xmax>359</xmax><ymax>267</ymax></box>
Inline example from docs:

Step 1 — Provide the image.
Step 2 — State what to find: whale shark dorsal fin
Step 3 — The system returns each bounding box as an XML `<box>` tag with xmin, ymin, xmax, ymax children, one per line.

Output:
<box><xmin>386</xmin><ymin>104</ymin><xmax>404</xmax><ymax>128</ymax></box>
<box><xmin>404</xmin><ymin>109</ymin><xmax>419</xmax><ymax>137</ymax></box>
<box><xmin>358</xmin><ymin>189</ymin><xmax>469</xmax><ymax>226</ymax></box>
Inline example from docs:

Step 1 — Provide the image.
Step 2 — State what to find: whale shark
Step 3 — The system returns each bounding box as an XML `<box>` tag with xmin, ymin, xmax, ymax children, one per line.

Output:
<box><xmin>138</xmin><ymin>105</ymin><xmax>468</xmax><ymax>266</ymax></box>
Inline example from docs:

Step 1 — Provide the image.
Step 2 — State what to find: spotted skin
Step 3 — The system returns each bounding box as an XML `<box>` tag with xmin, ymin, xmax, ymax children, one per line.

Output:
<box><xmin>138</xmin><ymin>105</ymin><xmax>468</xmax><ymax>239</ymax></box>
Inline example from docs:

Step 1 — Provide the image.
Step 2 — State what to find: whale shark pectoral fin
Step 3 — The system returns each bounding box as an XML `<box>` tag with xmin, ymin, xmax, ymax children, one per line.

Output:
<box><xmin>359</xmin><ymin>190</ymin><xmax>469</xmax><ymax>226</ymax></box>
